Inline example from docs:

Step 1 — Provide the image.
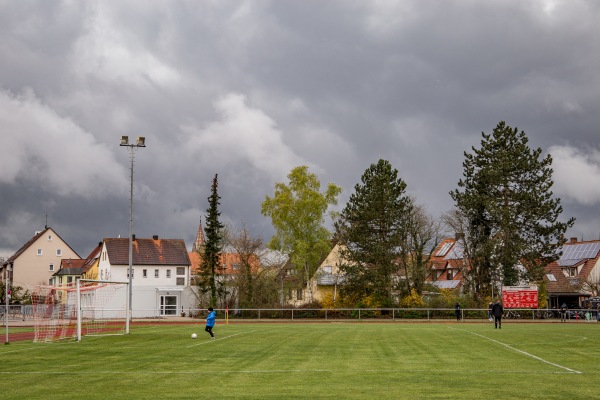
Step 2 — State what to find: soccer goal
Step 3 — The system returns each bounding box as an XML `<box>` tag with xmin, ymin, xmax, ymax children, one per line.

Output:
<box><xmin>32</xmin><ymin>279</ymin><xmax>129</xmax><ymax>342</ymax></box>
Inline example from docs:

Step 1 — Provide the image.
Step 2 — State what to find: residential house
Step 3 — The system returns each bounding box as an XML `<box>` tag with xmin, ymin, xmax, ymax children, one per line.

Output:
<box><xmin>425</xmin><ymin>238</ymin><xmax>465</xmax><ymax>292</ymax></box>
<box><xmin>51</xmin><ymin>258</ymin><xmax>87</xmax><ymax>287</ymax></box>
<box><xmin>80</xmin><ymin>242</ymin><xmax>103</xmax><ymax>280</ymax></box>
<box><xmin>49</xmin><ymin>242</ymin><xmax>103</xmax><ymax>286</ymax></box>
<box><xmin>543</xmin><ymin>238</ymin><xmax>600</xmax><ymax>308</ymax></box>
<box><xmin>98</xmin><ymin>235</ymin><xmax>193</xmax><ymax>317</ymax></box>
<box><xmin>309</xmin><ymin>243</ymin><xmax>346</xmax><ymax>306</ymax></box>
<box><xmin>1</xmin><ymin>227</ymin><xmax>80</xmax><ymax>292</ymax></box>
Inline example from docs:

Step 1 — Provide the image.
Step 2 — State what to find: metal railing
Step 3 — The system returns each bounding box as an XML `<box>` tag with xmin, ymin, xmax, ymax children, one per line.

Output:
<box><xmin>4</xmin><ymin>305</ymin><xmax>599</xmax><ymax>322</ymax></box>
<box><xmin>179</xmin><ymin>307</ymin><xmax>599</xmax><ymax>321</ymax></box>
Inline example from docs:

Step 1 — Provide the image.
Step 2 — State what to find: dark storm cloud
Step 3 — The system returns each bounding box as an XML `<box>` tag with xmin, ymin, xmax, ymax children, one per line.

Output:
<box><xmin>1</xmin><ymin>0</ymin><xmax>599</xmax><ymax>256</ymax></box>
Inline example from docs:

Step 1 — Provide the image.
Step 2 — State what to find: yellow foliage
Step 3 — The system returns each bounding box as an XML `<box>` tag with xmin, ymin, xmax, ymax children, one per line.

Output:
<box><xmin>400</xmin><ymin>289</ymin><xmax>425</xmax><ymax>307</ymax></box>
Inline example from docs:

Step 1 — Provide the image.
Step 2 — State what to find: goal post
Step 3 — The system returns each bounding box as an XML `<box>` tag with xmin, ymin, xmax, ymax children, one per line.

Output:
<box><xmin>76</xmin><ymin>279</ymin><xmax>129</xmax><ymax>341</ymax></box>
<box><xmin>32</xmin><ymin>279</ymin><xmax>129</xmax><ymax>343</ymax></box>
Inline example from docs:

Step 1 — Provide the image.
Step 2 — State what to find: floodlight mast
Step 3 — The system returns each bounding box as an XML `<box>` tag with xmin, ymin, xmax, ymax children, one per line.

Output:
<box><xmin>120</xmin><ymin>136</ymin><xmax>146</xmax><ymax>323</ymax></box>
<box><xmin>4</xmin><ymin>262</ymin><xmax>11</xmax><ymax>344</ymax></box>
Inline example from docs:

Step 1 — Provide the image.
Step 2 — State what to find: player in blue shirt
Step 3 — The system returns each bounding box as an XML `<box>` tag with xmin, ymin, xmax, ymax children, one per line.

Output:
<box><xmin>205</xmin><ymin>307</ymin><xmax>216</xmax><ymax>339</ymax></box>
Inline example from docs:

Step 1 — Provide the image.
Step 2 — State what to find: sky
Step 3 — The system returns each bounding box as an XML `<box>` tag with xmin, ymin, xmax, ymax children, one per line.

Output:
<box><xmin>1</xmin><ymin>0</ymin><xmax>600</xmax><ymax>258</ymax></box>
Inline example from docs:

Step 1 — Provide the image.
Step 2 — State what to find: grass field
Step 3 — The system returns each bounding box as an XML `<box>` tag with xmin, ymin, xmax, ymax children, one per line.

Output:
<box><xmin>1</xmin><ymin>321</ymin><xmax>599</xmax><ymax>399</ymax></box>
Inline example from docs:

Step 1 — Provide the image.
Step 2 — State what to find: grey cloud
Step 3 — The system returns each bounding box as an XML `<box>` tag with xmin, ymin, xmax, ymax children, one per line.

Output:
<box><xmin>1</xmin><ymin>0</ymin><xmax>599</xmax><ymax>256</ymax></box>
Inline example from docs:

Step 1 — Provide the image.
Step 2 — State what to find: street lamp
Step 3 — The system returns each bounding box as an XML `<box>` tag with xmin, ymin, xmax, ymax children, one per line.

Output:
<box><xmin>120</xmin><ymin>136</ymin><xmax>146</xmax><ymax>322</ymax></box>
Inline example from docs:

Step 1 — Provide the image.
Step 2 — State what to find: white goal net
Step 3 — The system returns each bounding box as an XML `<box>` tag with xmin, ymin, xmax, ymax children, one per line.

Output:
<box><xmin>32</xmin><ymin>280</ymin><xmax>129</xmax><ymax>342</ymax></box>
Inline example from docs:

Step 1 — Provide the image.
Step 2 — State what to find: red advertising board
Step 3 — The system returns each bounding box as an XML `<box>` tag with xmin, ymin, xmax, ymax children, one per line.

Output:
<box><xmin>502</xmin><ymin>286</ymin><xmax>538</xmax><ymax>309</ymax></box>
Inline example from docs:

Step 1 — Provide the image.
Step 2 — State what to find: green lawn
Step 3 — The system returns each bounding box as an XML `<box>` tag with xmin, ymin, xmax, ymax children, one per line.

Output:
<box><xmin>1</xmin><ymin>322</ymin><xmax>599</xmax><ymax>399</ymax></box>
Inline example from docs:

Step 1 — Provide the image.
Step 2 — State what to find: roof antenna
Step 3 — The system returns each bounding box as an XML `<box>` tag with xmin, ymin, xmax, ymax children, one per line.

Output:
<box><xmin>45</xmin><ymin>211</ymin><xmax>48</xmax><ymax>229</ymax></box>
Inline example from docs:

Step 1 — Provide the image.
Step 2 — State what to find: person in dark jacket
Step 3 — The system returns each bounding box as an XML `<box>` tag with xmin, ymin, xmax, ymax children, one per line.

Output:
<box><xmin>454</xmin><ymin>303</ymin><xmax>461</xmax><ymax>321</ymax></box>
<box><xmin>560</xmin><ymin>303</ymin><xmax>568</xmax><ymax>322</ymax></box>
<box><xmin>491</xmin><ymin>300</ymin><xmax>504</xmax><ymax>329</ymax></box>
<box><xmin>205</xmin><ymin>307</ymin><xmax>216</xmax><ymax>339</ymax></box>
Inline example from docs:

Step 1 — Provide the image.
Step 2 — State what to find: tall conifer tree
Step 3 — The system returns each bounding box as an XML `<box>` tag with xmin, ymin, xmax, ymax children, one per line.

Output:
<box><xmin>451</xmin><ymin>122</ymin><xmax>574</xmax><ymax>298</ymax></box>
<box><xmin>198</xmin><ymin>174</ymin><xmax>225</xmax><ymax>307</ymax></box>
<box><xmin>335</xmin><ymin>159</ymin><xmax>411</xmax><ymax>306</ymax></box>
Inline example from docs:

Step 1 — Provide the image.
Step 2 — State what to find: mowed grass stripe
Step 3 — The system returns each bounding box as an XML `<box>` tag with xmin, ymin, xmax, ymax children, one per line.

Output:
<box><xmin>1</xmin><ymin>322</ymin><xmax>599</xmax><ymax>399</ymax></box>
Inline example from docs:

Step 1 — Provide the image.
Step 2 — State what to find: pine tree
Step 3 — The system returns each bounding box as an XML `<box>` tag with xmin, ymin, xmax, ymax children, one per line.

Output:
<box><xmin>198</xmin><ymin>174</ymin><xmax>225</xmax><ymax>307</ymax></box>
<box><xmin>335</xmin><ymin>159</ymin><xmax>411</xmax><ymax>306</ymax></box>
<box><xmin>450</xmin><ymin>121</ymin><xmax>574</xmax><ymax>299</ymax></box>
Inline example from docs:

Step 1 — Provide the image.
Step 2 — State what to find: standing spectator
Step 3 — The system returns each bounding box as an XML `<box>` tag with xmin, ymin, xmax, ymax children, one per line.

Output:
<box><xmin>560</xmin><ymin>303</ymin><xmax>568</xmax><ymax>322</ymax></box>
<box><xmin>488</xmin><ymin>302</ymin><xmax>493</xmax><ymax>321</ymax></box>
<box><xmin>596</xmin><ymin>303</ymin><xmax>600</xmax><ymax>322</ymax></box>
<box><xmin>454</xmin><ymin>302</ymin><xmax>461</xmax><ymax>322</ymax></box>
<box><xmin>491</xmin><ymin>300</ymin><xmax>503</xmax><ymax>329</ymax></box>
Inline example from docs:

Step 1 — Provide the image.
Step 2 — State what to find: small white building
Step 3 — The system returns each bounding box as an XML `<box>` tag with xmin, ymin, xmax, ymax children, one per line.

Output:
<box><xmin>98</xmin><ymin>235</ymin><xmax>195</xmax><ymax>318</ymax></box>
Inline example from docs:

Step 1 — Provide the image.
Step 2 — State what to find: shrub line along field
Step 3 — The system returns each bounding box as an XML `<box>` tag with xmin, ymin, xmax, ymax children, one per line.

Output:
<box><xmin>1</xmin><ymin>321</ymin><xmax>599</xmax><ymax>399</ymax></box>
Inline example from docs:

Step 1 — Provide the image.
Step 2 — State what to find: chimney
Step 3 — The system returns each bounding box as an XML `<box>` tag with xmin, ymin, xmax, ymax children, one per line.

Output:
<box><xmin>132</xmin><ymin>234</ymin><xmax>136</xmax><ymax>241</ymax></box>
<box><xmin>455</xmin><ymin>232</ymin><xmax>464</xmax><ymax>241</ymax></box>
<box><xmin>570</xmin><ymin>237</ymin><xmax>577</xmax><ymax>244</ymax></box>
<box><xmin>153</xmin><ymin>235</ymin><xmax>159</xmax><ymax>240</ymax></box>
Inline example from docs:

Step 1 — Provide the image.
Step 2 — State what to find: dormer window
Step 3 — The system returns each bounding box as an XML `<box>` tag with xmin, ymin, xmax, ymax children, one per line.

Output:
<box><xmin>562</xmin><ymin>267</ymin><xmax>578</xmax><ymax>278</ymax></box>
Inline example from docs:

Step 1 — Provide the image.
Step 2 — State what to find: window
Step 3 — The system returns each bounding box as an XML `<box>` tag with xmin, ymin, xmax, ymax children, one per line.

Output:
<box><xmin>56</xmin><ymin>249</ymin><xmax>62</xmax><ymax>256</ymax></box>
<box><xmin>101</xmin><ymin>270</ymin><xmax>104</xmax><ymax>280</ymax></box>
<box><xmin>155</xmin><ymin>269</ymin><xmax>159</xmax><ymax>278</ymax></box>
<box><xmin>143</xmin><ymin>269</ymin><xmax>148</xmax><ymax>278</ymax></box>
<box><xmin>323</xmin><ymin>266</ymin><xmax>332</xmax><ymax>274</ymax></box>
<box><xmin>49</xmin><ymin>264</ymin><xmax>54</xmax><ymax>272</ymax></box>
<box><xmin>127</xmin><ymin>269</ymin><xmax>135</xmax><ymax>279</ymax></box>
<box><xmin>67</xmin><ymin>277</ymin><xmax>73</xmax><ymax>284</ymax></box>
<box><xmin>296</xmin><ymin>288</ymin><xmax>303</xmax><ymax>300</ymax></box>
<box><xmin>47</xmin><ymin>235</ymin><xmax>52</xmax><ymax>241</ymax></box>
<box><xmin>232</xmin><ymin>264</ymin><xmax>240</xmax><ymax>271</ymax></box>
<box><xmin>176</xmin><ymin>267</ymin><xmax>185</xmax><ymax>275</ymax></box>
<box><xmin>447</xmin><ymin>270</ymin><xmax>454</xmax><ymax>280</ymax></box>
<box><xmin>37</xmin><ymin>249</ymin><xmax>43</xmax><ymax>256</ymax></box>
<box><xmin>435</xmin><ymin>242</ymin><xmax>453</xmax><ymax>257</ymax></box>
<box><xmin>59</xmin><ymin>276</ymin><xmax>63</xmax><ymax>284</ymax></box>
<box><xmin>166</xmin><ymin>269</ymin><xmax>171</xmax><ymax>278</ymax></box>
<box><xmin>176</xmin><ymin>277</ymin><xmax>185</xmax><ymax>286</ymax></box>
<box><xmin>569</xmin><ymin>268</ymin><xmax>577</xmax><ymax>277</ymax></box>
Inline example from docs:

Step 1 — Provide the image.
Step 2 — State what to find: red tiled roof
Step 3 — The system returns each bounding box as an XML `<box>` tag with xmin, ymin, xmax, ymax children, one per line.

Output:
<box><xmin>81</xmin><ymin>243</ymin><xmax>102</xmax><ymax>274</ymax></box>
<box><xmin>105</xmin><ymin>238</ymin><xmax>190</xmax><ymax>266</ymax></box>
<box><xmin>544</xmin><ymin>240</ymin><xmax>600</xmax><ymax>295</ymax></box>
<box><xmin>60</xmin><ymin>259</ymin><xmax>86</xmax><ymax>269</ymax></box>
<box><xmin>188</xmin><ymin>250</ymin><xmax>260</xmax><ymax>275</ymax></box>
<box><xmin>3</xmin><ymin>227</ymin><xmax>80</xmax><ymax>265</ymax></box>
<box><xmin>4</xmin><ymin>228</ymin><xmax>49</xmax><ymax>264</ymax></box>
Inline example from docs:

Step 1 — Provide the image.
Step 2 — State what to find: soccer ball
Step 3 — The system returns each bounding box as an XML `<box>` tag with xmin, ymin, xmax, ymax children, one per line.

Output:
<box><xmin>191</xmin><ymin>333</ymin><xmax>197</xmax><ymax>339</ymax></box>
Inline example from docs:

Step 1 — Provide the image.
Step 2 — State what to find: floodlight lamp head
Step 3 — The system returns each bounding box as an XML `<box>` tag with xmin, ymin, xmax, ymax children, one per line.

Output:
<box><xmin>136</xmin><ymin>136</ymin><xmax>146</xmax><ymax>147</ymax></box>
<box><xmin>120</xmin><ymin>136</ymin><xmax>129</xmax><ymax>146</ymax></box>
